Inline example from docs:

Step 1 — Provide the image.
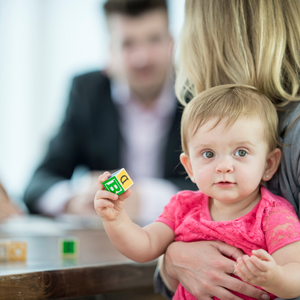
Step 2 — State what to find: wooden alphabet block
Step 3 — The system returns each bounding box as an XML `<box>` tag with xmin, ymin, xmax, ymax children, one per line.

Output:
<box><xmin>59</xmin><ymin>237</ymin><xmax>79</xmax><ymax>259</ymax></box>
<box><xmin>0</xmin><ymin>241</ymin><xmax>10</xmax><ymax>261</ymax></box>
<box><xmin>102</xmin><ymin>168</ymin><xmax>134</xmax><ymax>195</ymax></box>
<box><xmin>9</xmin><ymin>241</ymin><xmax>27</xmax><ymax>261</ymax></box>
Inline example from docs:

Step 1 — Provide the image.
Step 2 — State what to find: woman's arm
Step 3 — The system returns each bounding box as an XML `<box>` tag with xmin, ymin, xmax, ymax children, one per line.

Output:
<box><xmin>159</xmin><ymin>253</ymin><xmax>179</xmax><ymax>293</ymax></box>
<box><xmin>160</xmin><ymin>240</ymin><xmax>271</xmax><ymax>300</ymax></box>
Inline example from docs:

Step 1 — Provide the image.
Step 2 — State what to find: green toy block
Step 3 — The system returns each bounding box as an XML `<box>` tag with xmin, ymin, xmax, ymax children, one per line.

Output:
<box><xmin>102</xmin><ymin>168</ymin><xmax>134</xmax><ymax>195</ymax></box>
<box><xmin>59</xmin><ymin>237</ymin><xmax>79</xmax><ymax>259</ymax></box>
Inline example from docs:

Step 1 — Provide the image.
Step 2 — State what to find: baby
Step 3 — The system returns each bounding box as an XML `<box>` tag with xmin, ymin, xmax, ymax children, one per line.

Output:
<box><xmin>94</xmin><ymin>84</ymin><xmax>300</xmax><ymax>300</ymax></box>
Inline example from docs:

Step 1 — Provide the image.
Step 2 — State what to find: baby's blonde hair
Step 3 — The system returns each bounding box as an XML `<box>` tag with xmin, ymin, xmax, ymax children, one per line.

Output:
<box><xmin>181</xmin><ymin>84</ymin><xmax>279</xmax><ymax>155</ymax></box>
<box><xmin>176</xmin><ymin>0</ymin><xmax>300</xmax><ymax>107</ymax></box>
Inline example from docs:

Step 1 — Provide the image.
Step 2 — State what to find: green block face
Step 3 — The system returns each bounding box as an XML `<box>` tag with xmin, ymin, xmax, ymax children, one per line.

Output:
<box><xmin>103</xmin><ymin>177</ymin><xmax>125</xmax><ymax>195</ymax></box>
<box><xmin>59</xmin><ymin>237</ymin><xmax>79</xmax><ymax>259</ymax></box>
<box><xmin>63</xmin><ymin>241</ymin><xmax>75</xmax><ymax>254</ymax></box>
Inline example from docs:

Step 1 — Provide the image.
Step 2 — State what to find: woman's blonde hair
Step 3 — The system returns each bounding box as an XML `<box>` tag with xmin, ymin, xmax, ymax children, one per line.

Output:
<box><xmin>181</xmin><ymin>84</ymin><xmax>279</xmax><ymax>155</ymax></box>
<box><xmin>176</xmin><ymin>0</ymin><xmax>300</xmax><ymax>107</ymax></box>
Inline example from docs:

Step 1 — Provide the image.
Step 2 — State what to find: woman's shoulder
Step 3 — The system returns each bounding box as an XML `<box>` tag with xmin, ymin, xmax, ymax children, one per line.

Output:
<box><xmin>279</xmin><ymin>101</ymin><xmax>300</xmax><ymax>139</ymax></box>
<box><xmin>275</xmin><ymin>101</ymin><xmax>300</xmax><ymax>214</ymax></box>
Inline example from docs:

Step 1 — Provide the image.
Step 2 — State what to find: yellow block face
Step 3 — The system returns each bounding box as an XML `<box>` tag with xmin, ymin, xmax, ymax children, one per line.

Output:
<box><xmin>116</xmin><ymin>168</ymin><xmax>133</xmax><ymax>191</ymax></box>
<box><xmin>9</xmin><ymin>242</ymin><xmax>27</xmax><ymax>261</ymax></box>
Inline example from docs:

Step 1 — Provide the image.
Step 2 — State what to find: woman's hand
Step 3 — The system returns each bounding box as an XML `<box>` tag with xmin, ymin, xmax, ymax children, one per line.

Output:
<box><xmin>163</xmin><ymin>241</ymin><xmax>271</xmax><ymax>300</ymax></box>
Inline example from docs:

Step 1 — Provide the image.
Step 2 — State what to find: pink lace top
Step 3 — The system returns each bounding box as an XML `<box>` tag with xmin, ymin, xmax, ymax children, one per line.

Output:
<box><xmin>156</xmin><ymin>186</ymin><xmax>300</xmax><ymax>300</ymax></box>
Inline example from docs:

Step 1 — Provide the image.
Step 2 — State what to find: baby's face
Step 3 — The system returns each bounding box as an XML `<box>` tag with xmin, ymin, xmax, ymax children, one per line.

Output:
<box><xmin>184</xmin><ymin>116</ymin><xmax>269</xmax><ymax>205</ymax></box>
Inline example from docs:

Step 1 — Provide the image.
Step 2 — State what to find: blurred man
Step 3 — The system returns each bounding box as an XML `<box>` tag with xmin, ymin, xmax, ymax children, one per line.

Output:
<box><xmin>24</xmin><ymin>0</ymin><xmax>195</xmax><ymax>221</ymax></box>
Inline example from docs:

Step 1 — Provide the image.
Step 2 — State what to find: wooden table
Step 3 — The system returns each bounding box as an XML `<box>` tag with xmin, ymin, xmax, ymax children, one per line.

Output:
<box><xmin>0</xmin><ymin>216</ymin><xmax>165</xmax><ymax>300</ymax></box>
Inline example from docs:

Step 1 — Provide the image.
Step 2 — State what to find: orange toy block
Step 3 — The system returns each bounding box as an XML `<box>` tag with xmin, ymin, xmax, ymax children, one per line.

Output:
<box><xmin>9</xmin><ymin>241</ymin><xmax>27</xmax><ymax>261</ymax></box>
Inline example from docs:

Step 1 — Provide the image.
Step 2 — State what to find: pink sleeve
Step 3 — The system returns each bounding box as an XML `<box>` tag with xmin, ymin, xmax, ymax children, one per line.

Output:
<box><xmin>263</xmin><ymin>200</ymin><xmax>300</xmax><ymax>254</ymax></box>
<box><xmin>155</xmin><ymin>193</ymin><xmax>180</xmax><ymax>231</ymax></box>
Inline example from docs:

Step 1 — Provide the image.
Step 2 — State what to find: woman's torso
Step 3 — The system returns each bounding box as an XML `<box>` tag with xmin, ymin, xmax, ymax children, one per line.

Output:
<box><xmin>267</xmin><ymin>101</ymin><xmax>300</xmax><ymax>218</ymax></box>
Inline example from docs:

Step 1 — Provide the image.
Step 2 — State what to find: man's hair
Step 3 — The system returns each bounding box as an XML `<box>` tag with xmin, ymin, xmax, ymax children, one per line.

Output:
<box><xmin>181</xmin><ymin>84</ymin><xmax>279</xmax><ymax>155</ymax></box>
<box><xmin>103</xmin><ymin>0</ymin><xmax>168</xmax><ymax>17</ymax></box>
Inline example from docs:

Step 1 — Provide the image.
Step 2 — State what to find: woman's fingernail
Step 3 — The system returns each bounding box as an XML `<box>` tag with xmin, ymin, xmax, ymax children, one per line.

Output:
<box><xmin>262</xmin><ymin>294</ymin><xmax>270</xmax><ymax>300</ymax></box>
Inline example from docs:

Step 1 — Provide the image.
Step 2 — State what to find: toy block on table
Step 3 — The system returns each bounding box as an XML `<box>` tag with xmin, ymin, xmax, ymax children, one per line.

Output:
<box><xmin>59</xmin><ymin>237</ymin><xmax>79</xmax><ymax>259</ymax></box>
<box><xmin>102</xmin><ymin>168</ymin><xmax>134</xmax><ymax>195</ymax></box>
<box><xmin>8</xmin><ymin>241</ymin><xmax>27</xmax><ymax>261</ymax></box>
<box><xmin>0</xmin><ymin>241</ymin><xmax>10</xmax><ymax>261</ymax></box>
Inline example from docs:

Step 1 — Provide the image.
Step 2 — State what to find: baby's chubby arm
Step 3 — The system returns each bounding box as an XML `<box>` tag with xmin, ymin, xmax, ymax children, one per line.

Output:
<box><xmin>94</xmin><ymin>172</ymin><xmax>175</xmax><ymax>263</ymax></box>
<box><xmin>235</xmin><ymin>241</ymin><xmax>300</xmax><ymax>298</ymax></box>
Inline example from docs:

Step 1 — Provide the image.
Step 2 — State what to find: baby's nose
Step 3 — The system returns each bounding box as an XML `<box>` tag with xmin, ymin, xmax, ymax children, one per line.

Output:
<box><xmin>215</xmin><ymin>160</ymin><xmax>234</xmax><ymax>173</ymax></box>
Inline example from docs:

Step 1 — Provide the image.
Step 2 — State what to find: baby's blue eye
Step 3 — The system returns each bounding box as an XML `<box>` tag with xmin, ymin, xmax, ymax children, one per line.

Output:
<box><xmin>203</xmin><ymin>151</ymin><xmax>214</xmax><ymax>159</ymax></box>
<box><xmin>235</xmin><ymin>149</ymin><xmax>247</xmax><ymax>157</ymax></box>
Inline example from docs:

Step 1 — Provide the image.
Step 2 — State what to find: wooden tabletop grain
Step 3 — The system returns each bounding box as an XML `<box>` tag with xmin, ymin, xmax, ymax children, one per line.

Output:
<box><xmin>0</xmin><ymin>216</ymin><xmax>165</xmax><ymax>300</ymax></box>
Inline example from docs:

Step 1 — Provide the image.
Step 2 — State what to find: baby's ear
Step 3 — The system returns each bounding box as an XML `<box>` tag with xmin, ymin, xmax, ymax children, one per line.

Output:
<box><xmin>263</xmin><ymin>148</ymin><xmax>281</xmax><ymax>181</ymax></box>
<box><xmin>180</xmin><ymin>153</ymin><xmax>195</xmax><ymax>183</ymax></box>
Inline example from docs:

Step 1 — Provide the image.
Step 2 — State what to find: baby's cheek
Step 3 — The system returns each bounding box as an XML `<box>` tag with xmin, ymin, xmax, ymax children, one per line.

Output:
<box><xmin>195</xmin><ymin>170</ymin><xmax>212</xmax><ymax>187</ymax></box>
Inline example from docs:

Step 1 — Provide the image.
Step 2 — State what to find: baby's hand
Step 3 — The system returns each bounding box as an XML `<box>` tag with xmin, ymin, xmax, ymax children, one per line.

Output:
<box><xmin>94</xmin><ymin>172</ymin><xmax>131</xmax><ymax>222</ymax></box>
<box><xmin>234</xmin><ymin>249</ymin><xmax>279</xmax><ymax>288</ymax></box>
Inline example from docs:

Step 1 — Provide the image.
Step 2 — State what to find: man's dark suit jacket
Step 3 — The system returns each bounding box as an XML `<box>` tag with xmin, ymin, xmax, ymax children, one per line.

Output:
<box><xmin>24</xmin><ymin>71</ymin><xmax>195</xmax><ymax>214</ymax></box>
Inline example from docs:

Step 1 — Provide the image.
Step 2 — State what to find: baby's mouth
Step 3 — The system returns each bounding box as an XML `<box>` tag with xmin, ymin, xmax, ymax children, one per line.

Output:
<box><xmin>215</xmin><ymin>181</ymin><xmax>236</xmax><ymax>188</ymax></box>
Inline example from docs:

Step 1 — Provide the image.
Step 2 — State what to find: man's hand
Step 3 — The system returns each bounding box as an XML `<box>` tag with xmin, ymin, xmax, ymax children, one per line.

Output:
<box><xmin>0</xmin><ymin>201</ymin><xmax>23</xmax><ymax>221</ymax></box>
<box><xmin>64</xmin><ymin>171</ymin><xmax>101</xmax><ymax>215</ymax></box>
<box><xmin>0</xmin><ymin>183</ymin><xmax>23</xmax><ymax>221</ymax></box>
<box><xmin>163</xmin><ymin>241</ymin><xmax>270</xmax><ymax>300</ymax></box>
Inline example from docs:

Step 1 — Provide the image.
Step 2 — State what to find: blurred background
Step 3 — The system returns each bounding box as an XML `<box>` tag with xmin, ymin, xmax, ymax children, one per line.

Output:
<box><xmin>0</xmin><ymin>0</ymin><xmax>185</xmax><ymax>210</ymax></box>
